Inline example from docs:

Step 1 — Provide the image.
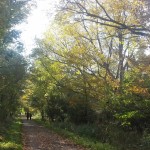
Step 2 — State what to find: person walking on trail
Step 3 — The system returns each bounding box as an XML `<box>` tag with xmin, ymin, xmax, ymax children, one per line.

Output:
<box><xmin>26</xmin><ymin>112</ymin><xmax>30</xmax><ymax>120</ymax></box>
<box><xmin>29</xmin><ymin>113</ymin><xmax>32</xmax><ymax>120</ymax></box>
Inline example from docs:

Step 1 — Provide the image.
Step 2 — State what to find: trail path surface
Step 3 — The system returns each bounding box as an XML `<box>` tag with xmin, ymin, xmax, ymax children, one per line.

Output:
<box><xmin>22</xmin><ymin>117</ymin><xmax>87</xmax><ymax>150</ymax></box>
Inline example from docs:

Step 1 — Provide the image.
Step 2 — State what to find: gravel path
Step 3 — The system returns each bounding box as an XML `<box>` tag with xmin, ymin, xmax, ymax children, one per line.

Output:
<box><xmin>22</xmin><ymin>118</ymin><xmax>87</xmax><ymax>150</ymax></box>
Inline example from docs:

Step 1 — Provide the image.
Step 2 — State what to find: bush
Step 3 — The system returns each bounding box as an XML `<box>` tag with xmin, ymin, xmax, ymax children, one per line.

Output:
<box><xmin>0</xmin><ymin>119</ymin><xmax>22</xmax><ymax>150</ymax></box>
<box><xmin>68</xmin><ymin>102</ymin><xmax>97</xmax><ymax>124</ymax></box>
<box><xmin>140</xmin><ymin>132</ymin><xmax>150</xmax><ymax>150</ymax></box>
<box><xmin>45</xmin><ymin>95</ymin><xmax>97</xmax><ymax>124</ymax></box>
<box><xmin>46</xmin><ymin>95</ymin><xmax>69</xmax><ymax>122</ymax></box>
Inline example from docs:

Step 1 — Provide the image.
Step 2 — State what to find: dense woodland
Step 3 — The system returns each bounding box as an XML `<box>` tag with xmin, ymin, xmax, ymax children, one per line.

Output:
<box><xmin>1</xmin><ymin>0</ymin><xmax>150</xmax><ymax>149</ymax></box>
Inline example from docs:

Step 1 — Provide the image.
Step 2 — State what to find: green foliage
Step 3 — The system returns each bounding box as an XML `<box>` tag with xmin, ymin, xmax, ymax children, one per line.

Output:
<box><xmin>68</xmin><ymin>100</ymin><xmax>96</xmax><ymax>124</ymax></box>
<box><xmin>112</xmin><ymin>91</ymin><xmax>150</xmax><ymax>132</ymax></box>
<box><xmin>0</xmin><ymin>0</ymin><xmax>29</xmax><ymax>121</ymax></box>
<box><xmin>0</xmin><ymin>119</ymin><xmax>22</xmax><ymax>150</ymax></box>
<box><xmin>34</xmin><ymin>117</ymin><xmax>147</xmax><ymax>150</ymax></box>
<box><xmin>45</xmin><ymin>93</ymin><xmax>96</xmax><ymax>124</ymax></box>
<box><xmin>140</xmin><ymin>133</ymin><xmax>150</xmax><ymax>150</ymax></box>
<box><xmin>0</xmin><ymin>50</ymin><xmax>27</xmax><ymax>122</ymax></box>
<box><xmin>46</xmin><ymin>95</ymin><xmax>69</xmax><ymax>122</ymax></box>
<box><xmin>0</xmin><ymin>0</ymin><xmax>29</xmax><ymax>45</ymax></box>
<box><xmin>49</xmin><ymin>122</ymin><xmax>143</xmax><ymax>149</ymax></box>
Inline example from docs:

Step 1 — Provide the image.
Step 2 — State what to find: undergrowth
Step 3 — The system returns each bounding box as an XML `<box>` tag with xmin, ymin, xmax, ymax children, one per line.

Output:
<box><xmin>0</xmin><ymin>118</ymin><xmax>22</xmax><ymax>150</ymax></box>
<box><xmin>34</xmin><ymin>117</ymin><xmax>150</xmax><ymax>150</ymax></box>
<box><xmin>34</xmin><ymin>119</ymin><xmax>115</xmax><ymax>150</ymax></box>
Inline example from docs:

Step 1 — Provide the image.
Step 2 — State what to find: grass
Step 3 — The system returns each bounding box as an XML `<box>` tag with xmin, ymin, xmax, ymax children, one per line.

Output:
<box><xmin>34</xmin><ymin>119</ymin><xmax>116</xmax><ymax>150</ymax></box>
<box><xmin>0</xmin><ymin>118</ymin><xmax>22</xmax><ymax>150</ymax></box>
<box><xmin>34</xmin><ymin>118</ymin><xmax>148</xmax><ymax>150</ymax></box>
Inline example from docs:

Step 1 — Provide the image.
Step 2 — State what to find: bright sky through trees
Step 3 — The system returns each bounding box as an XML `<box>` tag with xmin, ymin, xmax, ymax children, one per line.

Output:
<box><xmin>16</xmin><ymin>0</ymin><xmax>150</xmax><ymax>55</ymax></box>
<box><xmin>16</xmin><ymin>0</ymin><xmax>59</xmax><ymax>55</ymax></box>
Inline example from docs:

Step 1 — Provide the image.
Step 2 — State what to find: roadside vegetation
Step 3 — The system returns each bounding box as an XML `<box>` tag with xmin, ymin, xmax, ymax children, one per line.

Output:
<box><xmin>34</xmin><ymin>115</ymin><xmax>150</xmax><ymax>150</ymax></box>
<box><xmin>34</xmin><ymin>118</ymin><xmax>115</xmax><ymax>150</ymax></box>
<box><xmin>0</xmin><ymin>118</ymin><xmax>22</xmax><ymax>150</ymax></box>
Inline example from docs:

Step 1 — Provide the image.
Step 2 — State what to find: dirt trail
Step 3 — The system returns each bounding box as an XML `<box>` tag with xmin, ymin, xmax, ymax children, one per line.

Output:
<box><xmin>22</xmin><ymin>117</ymin><xmax>87</xmax><ymax>150</ymax></box>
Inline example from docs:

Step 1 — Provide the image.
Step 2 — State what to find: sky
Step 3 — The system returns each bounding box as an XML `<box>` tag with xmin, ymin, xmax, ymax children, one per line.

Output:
<box><xmin>16</xmin><ymin>0</ymin><xmax>59</xmax><ymax>55</ymax></box>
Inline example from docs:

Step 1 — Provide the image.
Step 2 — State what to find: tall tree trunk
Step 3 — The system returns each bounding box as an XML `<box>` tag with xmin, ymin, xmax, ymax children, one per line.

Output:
<box><xmin>118</xmin><ymin>31</ymin><xmax>124</xmax><ymax>91</ymax></box>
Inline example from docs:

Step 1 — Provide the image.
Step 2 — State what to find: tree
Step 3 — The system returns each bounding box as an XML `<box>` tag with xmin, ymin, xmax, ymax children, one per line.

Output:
<box><xmin>0</xmin><ymin>0</ymin><xmax>30</xmax><ymax>121</ymax></box>
<box><xmin>0</xmin><ymin>50</ymin><xmax>27</xmax><ymax>121</ymax></box>
<box><xmin>60</xmin><ymin>0</ymin><xmax>150</xmax><ymax>37</ymax></box>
